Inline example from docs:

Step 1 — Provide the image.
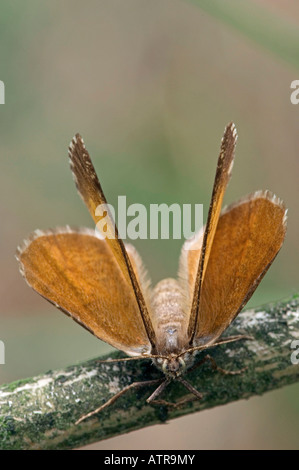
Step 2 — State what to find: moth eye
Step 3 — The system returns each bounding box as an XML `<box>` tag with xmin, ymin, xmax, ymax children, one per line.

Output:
<box><xmin>162</xmin><ymin>360</ymin><xmax>169</xmax><ymax>373</ymax></box>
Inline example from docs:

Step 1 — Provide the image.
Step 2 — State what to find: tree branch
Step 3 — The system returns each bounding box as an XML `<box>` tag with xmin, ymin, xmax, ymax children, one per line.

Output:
<box><xmin>0</xmin><ymin>296</ymin><xmax>299</xmax><ymax>450</ymax></box>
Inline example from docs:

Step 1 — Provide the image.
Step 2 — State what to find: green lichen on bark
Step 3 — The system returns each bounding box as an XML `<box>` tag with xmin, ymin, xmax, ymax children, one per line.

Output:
<box><xmin>0</xmin><ymin>295</ymin><xmax>298</xmax><ymax>450</ymax></box>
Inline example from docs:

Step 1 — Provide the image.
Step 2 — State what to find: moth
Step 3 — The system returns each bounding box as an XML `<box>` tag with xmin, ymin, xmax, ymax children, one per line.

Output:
<box><xmin>16</xmin><ymin>123</ymin><xmax>287</xmax><ymax>424</ymax></box>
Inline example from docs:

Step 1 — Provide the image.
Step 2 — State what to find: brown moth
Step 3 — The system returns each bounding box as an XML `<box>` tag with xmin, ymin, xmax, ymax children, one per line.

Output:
<box><xmin>16</xmin><ymin>123</ymin><xmax>287</xmax><ymax>424</ymax></box>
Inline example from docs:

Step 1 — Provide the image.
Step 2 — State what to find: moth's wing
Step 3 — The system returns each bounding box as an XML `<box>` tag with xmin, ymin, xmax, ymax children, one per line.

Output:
<box><xmin>16</xmin><ymin>227</ymin><xmax>152</xmax><ymax>356</ymax></box>
<box><xmin>187</xmin><ymin>123</ymin><xmax>237</xmax><ymax>339</ymax></box>
<box><xmin>125</xmin><ymin>243</ymin><xmax>152</xmax><ymax>309</ymax></box>
<box><xmin>179</xmin><ymin>227</ymin><xmax>204</xmax><ymax>307</ymax></box>
<box><xmin>68</xmin><ymin>135</ymin><xmax>156</xmax><ymax>347</ymax></box>
<box><xmin>192</xmin><ymin>191</ymin><xmax>287</xmax><ymax>346</ymax></box>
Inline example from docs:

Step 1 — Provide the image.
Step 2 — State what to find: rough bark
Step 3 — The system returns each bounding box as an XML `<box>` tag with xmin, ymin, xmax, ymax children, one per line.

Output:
<box><xmin>0</xmin><ymin>295</ymin><xmax>298</xmax><ymax>450</ymax></box>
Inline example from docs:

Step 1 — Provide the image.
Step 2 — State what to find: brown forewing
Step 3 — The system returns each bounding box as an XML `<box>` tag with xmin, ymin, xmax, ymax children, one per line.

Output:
<box><xmin>16</xmin><ymin>228</ymin><xmax>152</xmax><ymax>356</ymax></box>
<box><xmin>193</xmin><ymin>191</ymin><xmax>287</xmax><ymax>346</ymax></box>
<box><xmin>188</xmin><ymin>123</ymin><xmax>237</xmax><ymax>340</ymax></box>
<box><xmin>68</xmin><ymin>135</ymin><xmax>156</xmax><ymax>347</ymax></box>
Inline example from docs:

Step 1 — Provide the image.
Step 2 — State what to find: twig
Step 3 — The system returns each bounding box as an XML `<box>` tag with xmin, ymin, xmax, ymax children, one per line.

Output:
<box><xmin>0</xmin><ymin>295</ymin><xmax>298</xmax><ymax>450</ymax></box>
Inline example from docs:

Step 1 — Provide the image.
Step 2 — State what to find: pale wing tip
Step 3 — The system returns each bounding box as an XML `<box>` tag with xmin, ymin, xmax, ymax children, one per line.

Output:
<box><xmin>68</xmin><ymin>133</ymin><xmax>85</xmax><ymax>156</ymax></box>
<box><xmin>68</xmin><ymin>133</ymin><xmax>86</xmax><ymax>190</ymax></box>
<box><xmin>283</xmin><ymin>208</ymin><xmax>288</xmax><ymax>227</ymax></box>
<box><xmin>252</xmin><ymin>189</ymin><xmax>287</xmax><ymax>218</ymax></box>
<box><xmin>16</xmin><ymin>225</ymin><xmax>97</xmax><ymax>258</ymax></box>
<box><xmin>16</xmin><ymin>226</ymin><xmax>103</xmax><ymax>278</ymax></box>
<box><xmin>220</xmin><ymin>122</ymin><xmax>238</xmax><ymax>159</ymax></box>
<box><xmin>220</xmin><ymin>122</ymin><xmax>238</xmax><ymax>177</ymax></box>
<box><xmin>224</xmin><ymin>122</ymin><xmax>238</xmax><ymax>142</ymax></box>
<box><xmin>222</xmin><ymin>189</ymin><xmax>288</xmax><ymax>229</ymax></box>
<box><xmin>16</xmin><ymin>228</ymin><xmax>46</xmax><ymax>262</ymax></box>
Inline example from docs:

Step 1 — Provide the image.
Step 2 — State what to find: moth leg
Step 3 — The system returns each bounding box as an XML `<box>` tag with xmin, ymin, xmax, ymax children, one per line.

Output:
<box><xmin>146</xmin><ymin>378</ymin><xmax>171</xmax><ymax>403</ymax></box>
<box><xmin>178</xmin><ymin>378</ymin><xmax>203</xmax><ymax>399</ymax></box>
<box><xmin>147</xmin><ymin>377</ymin><xmax>203</xmax><ymax>408</ymax></box>
<box><xmin>75</xmin><ymin>378</ymin><xmax>163</xmax><ymax>425</ymax></box>
<box><xmin>197</xmin><ymin>354</ymin><xmax>247</xmax><ymax>376</ymax></box>
<box><xmin>149</xmin><ymin>395</ymin><xmax>199</xmax><ymax>408</ymax></box>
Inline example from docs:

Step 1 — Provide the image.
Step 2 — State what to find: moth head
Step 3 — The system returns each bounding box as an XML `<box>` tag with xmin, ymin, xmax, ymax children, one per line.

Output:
<box><xmin>154</xmin><ymin>354</ymin><xmax>189</xmax><ymax>378</ymax></box>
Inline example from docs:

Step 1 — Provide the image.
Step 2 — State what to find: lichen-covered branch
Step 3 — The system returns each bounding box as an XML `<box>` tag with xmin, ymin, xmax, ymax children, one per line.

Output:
<box><xmin>0</xmin><ymin>296</ymin><xmax>299</xmax><ymax>450</ymax></box>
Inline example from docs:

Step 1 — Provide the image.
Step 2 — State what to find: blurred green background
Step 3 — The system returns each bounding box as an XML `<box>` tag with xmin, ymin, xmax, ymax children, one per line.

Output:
<box><xmin>0</xmin><ymin>0</ymin><xmax>298</xmax><ymax>450</ymax></box>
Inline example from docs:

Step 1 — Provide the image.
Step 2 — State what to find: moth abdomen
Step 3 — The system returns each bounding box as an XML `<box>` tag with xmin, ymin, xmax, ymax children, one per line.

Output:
<box><xmin>151</xmin><ymin>278</ymin><xmax>189</xmax><ymax>355</ymax></box>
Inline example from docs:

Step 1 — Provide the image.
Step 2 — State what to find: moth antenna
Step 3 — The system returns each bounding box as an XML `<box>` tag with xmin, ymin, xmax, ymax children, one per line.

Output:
<box><xmin>177</xmin><ymin>334</ymin><xmax>254</xmax><ymax>358</ymax></box>
<box><xmin>75</xmin><ymin>378</ymin><xmax>163</xmax><ymax>425</ymax></box>
<box><xmin>97</xmin><ymin>354</ymin><xmax>168</xmax><ymax>364</ymax></box>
